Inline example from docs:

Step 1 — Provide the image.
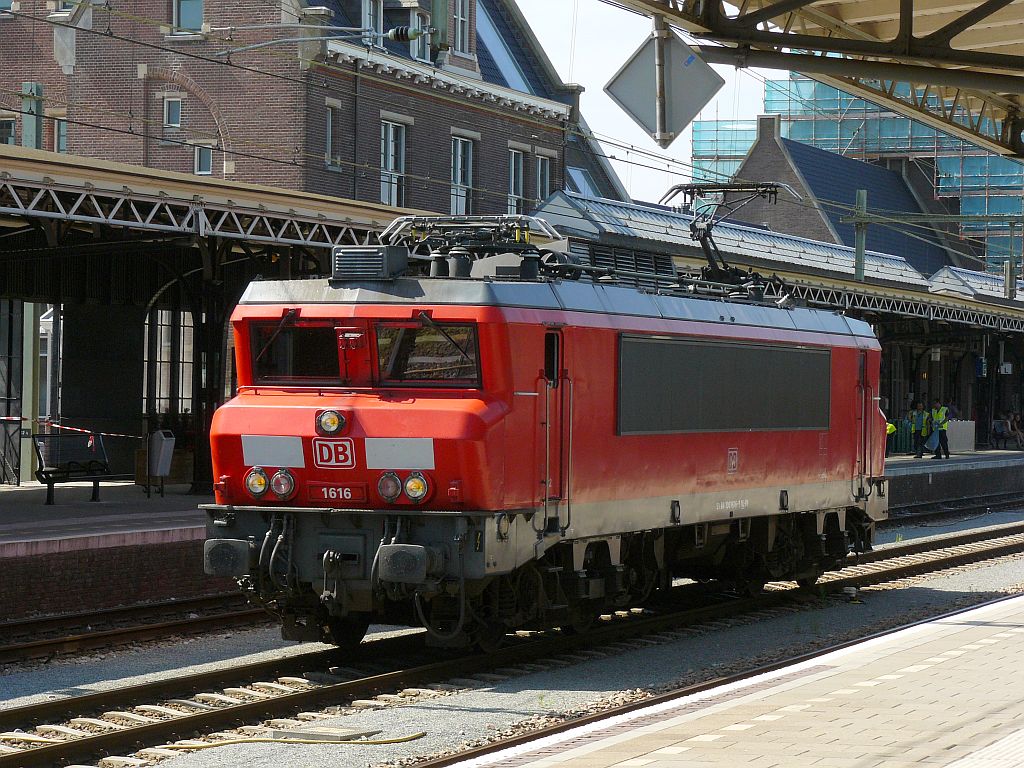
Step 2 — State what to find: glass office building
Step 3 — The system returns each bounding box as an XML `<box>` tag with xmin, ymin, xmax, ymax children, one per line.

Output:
<box><xmin>692</xmin><ymin>75</ymin><xmax>1024</xmax><ymax>270</ymax></box>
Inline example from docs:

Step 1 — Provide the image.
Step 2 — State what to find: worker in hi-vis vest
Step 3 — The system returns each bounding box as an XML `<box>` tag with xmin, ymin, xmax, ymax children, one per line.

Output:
<box><xmin>908</xmin><ymin>401</ymin><xmax>928</xmax><ymax>458</ymax></box>
<box><xmin>930</xmin><ymin>399</ymin><xmax>951</xmax><ymax>459</ymax></box>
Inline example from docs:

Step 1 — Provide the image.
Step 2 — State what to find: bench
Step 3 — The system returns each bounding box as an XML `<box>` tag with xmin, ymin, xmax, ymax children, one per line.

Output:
<box><xmin>991</xmin><ymin>420</ymin><xmax>1012</xmax><ymax>449</ymax></box>
<box><xmin>33</xmin><ymin>432</ymin><xmax>114</xmax><ymax>505</ymax></box>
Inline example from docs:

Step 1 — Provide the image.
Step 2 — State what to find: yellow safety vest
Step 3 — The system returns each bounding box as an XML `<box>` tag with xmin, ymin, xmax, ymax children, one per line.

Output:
<box><xmin>931</xmin><ymin>407</ymin><xmax>949</xmax><ymax>431</ymax></box>
<box><xmin>886</xmin><ymin>422</ymin><xmax>896</xmax><ymax>435</ymax></box>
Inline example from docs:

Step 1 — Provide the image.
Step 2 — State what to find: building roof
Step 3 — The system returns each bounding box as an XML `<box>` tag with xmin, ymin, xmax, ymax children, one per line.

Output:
<box><xmin>476</xmin><ymin>0</ymin><xmax>554</xmax><ymax>98</ymax></box>
<box><xmin>536</xmin><ymin>191</ymin><xmax>925</xmax><ymax>287</ymax></box>
<box><xmin>779</xmin><ymin>138</ymin><xmax>950</xmax><ymax>275</ymax></box>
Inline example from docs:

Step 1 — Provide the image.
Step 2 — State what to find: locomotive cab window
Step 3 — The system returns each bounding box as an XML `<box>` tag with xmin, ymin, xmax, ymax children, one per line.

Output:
<box><xmin>251</xmin><ymin>322</ymin><xmax>340</xmax><ymax>385</ymax></box>
<box><xmin>375</xmin><ymin>320</ymin><xmax>480</xmax><ymax>387</ymax></box>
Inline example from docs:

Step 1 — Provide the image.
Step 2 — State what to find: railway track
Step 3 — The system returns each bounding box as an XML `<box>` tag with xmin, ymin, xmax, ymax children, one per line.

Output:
<box><xmin>2</xmin><ymin>522</ymin><xmax>1022</xmax><ymax>768</ymax></box>
<box><xmin>0</xmin><ymin>595</ymin><xmax>270</xmax><ymax>666</ymax></box>
<box><xmin>883</xmin><ymin>490</ymin><xmax>1024</xmax><ymax>526</ymax></box>
<box><xmin>2</xmin><ymin>495</ymin><xmax>1015</xmax><ymax>671</ymax></box>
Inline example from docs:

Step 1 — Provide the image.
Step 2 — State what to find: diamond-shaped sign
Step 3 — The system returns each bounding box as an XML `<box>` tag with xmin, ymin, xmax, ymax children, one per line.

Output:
<box><xmin>605</xmin><ymin>29</ymin><xmax>724</xmax><ymax>149</ymax></box>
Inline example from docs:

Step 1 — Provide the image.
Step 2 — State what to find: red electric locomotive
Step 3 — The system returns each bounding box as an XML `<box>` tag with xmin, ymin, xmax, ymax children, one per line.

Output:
<box><xmin>203</xmin><ymin>215</ymin><xmax>888</xmax><ymax>648</ymax></box>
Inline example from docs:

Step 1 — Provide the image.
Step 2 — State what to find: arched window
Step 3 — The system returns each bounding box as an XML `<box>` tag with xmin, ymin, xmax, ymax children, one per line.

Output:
<box><xmin>143</xmin><ymin>308</ymin><xmax>194</xmax><ymax>426</ymax></box>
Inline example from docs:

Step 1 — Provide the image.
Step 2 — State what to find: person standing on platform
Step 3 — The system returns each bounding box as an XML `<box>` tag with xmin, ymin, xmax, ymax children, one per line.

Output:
<box><xmin>908</xmin><ymin>401</ymin><xmax>928</xmax><ymax>458</ymax></box>
<box><xmin>930</xmin><ymin>399</ymin><xmax>951</xmax><ymax>459</ymax></box>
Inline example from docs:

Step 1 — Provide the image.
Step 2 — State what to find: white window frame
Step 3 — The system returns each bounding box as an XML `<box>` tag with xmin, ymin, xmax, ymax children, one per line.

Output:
<box><xmin>535</xmin><ymin>155</ymin><xmax>551</xmax><ymax>202</ymax></box>
<box><xmin>453</xmin><ymin>0</ymin><xmax>470</xmax><ymax>54</ymax></box>
<box><xmin>507</xmin><ymin>149</ymin><xmax>525</xmax><ymax>214</ymax></box>
<box><xmin>194</xmin><ymin>144</ymin><xmax>213</xmax><ymax>175</ymax></box>
<box><xmin>411</xmin><ymin>9</ymin><xmax>430</xmax><ymax>61</ymax></box>
<box><xmin>363</xmin><ymin>0</ymin><xmax>382</xmax><ymax>44</ymax></box>
<box><xmin>451</xmin><ymin>136</ymin><xmax>473</xmax><ymax>215</ymax></box>
<box><xmin>0</xmin><ymin>118</ymin><xmax>15</xmax><ymax>146</ymax></box>
<box><xmin>380</xmin><ymin>120</ymin><xmax>406</xmax><ymax>207</ymax></box>
<box><xmin>325</xmin><ymin>105</ymin><xmax>339</xmax><ymax>166</ymax></box>
<box><xmin>163</xmin><ymin>97</ymin><xmax>181</xmax><ymax>128</ymax></box>
<box><xmin>173</xmin><ymin>0</ymin><xmax>202</xmax><ymax>31</ymax></box>
<box><xmin>54</xmin><ymin>118</ymin><xmax>67</xmax><ymax>153</ymax></box>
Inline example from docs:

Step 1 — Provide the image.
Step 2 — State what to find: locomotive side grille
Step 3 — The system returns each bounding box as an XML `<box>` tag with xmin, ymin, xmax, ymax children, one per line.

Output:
<box><xmin>331</xmin><ymin>245</ymin><xmax>409</xmax><ymax>281</ymax></box>
<box><xmin>575</xmin><ymin>242</ymin><xmax>677</xmax><ymax>289</ymax></box>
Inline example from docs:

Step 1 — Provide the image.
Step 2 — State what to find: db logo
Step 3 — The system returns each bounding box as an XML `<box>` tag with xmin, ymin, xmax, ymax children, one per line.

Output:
<box><xmin>312</xmin><ymin>438</ymin><xmax>355</xmax><ymax>469</ymax></box>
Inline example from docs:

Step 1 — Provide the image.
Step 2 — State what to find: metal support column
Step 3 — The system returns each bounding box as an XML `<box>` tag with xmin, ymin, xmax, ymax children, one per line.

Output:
<box><xmin>20</xmin><ymin>83</ymin><xmax>43</xmax><ymax>150</ymax></box>
<box><xmin>652</xmin><ymin>15</ymin><xmax>671</xmax><ymax>149</ymax></box>
<box><xmin>854</xmin><ymin>189</ymin><xmax>867</xmax><ymax>282</ymax></box>
<box><xmin>18</xmin><ymin>82</ymin><xmax>44</xmax><ymax>481</ymax></box>
<box><xmin>18</xmin><ymin>303</ymin><xmax>40</xmax><ymax>484</ymax></box>
<box><xmin>1005</xmin><ymin>222</ymin><xmax>1018</xmax><ymax>299</ymax></box>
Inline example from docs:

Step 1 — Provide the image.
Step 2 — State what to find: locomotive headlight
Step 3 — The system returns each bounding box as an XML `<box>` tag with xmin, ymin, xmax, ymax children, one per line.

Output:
<box><xmin>404</xmin><ymin>472</ymin><xmax>429</xmax><ymax>502</ymax></box>
<box><xmin>270</xmin><ymin>469</ymin><xmax>296</xmax><ymax>499</ymax></box>
<box><xmin>377</xmin><ymin>472</ymin><xmax>402</xmax><ymax>502</ymax></box>
<box><xmin>317</xmin><ymin>410</ymin><xmax>345</xmax><ymax>434</ymax></box>
<box><xmin>245</xmin><ymin>467</ymin><xmax>269</xmax><ymax>497</ymax></box>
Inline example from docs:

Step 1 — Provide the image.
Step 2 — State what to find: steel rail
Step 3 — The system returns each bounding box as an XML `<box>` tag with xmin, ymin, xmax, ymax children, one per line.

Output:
<box><xmin>0</xmin><ymin>608</ymin><xmax>270</xmax><ymax>666</ymax></box>
<box><xmin>2</xmin><ymin>524</ymin><xmax>1021</xmax><ymax>767</ymax></box>
<box><xmin>884</xmin><ymin>491</ymin><xmax>1024</xmax><ymax>523</ymax></box>
<box><xmin>0</xmin><ymin>594</ymin><xmax>245</xmax><ymax>637</ymax></box>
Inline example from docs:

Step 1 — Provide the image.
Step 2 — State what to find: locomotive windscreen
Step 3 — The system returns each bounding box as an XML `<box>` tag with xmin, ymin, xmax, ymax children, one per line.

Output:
<box><xmin>251</xmin><ymin>323</ymin><xmax>340</xmax><ymax>384</ymax></box>
<box><xmin>375</xmin><ymin>323</ymin><xmax>480</xmax><ymax>386</ymax></box>
<box><xmin>618</xmin><ymin>335</ymin><xmax>831</xmax><ymax>434</ymax></box>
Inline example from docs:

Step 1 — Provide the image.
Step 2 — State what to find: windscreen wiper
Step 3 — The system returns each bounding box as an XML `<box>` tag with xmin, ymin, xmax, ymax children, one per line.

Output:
<box><xmin>416</xmin><ymin>311</ymin><xmax>471</xmax><ymax>363</ymax></box>
<box><xmin>255</xmin><ymin>308</ymin><xmax>298</xmax><ymax>363</ymax></box>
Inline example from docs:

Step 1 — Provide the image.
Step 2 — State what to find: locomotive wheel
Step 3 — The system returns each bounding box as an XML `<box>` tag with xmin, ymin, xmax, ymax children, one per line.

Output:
<box><xmin>564</xmin><ymin>603</ymin><xmax>597</xmax><ymax>634</ymax></box>
<box><xmin>737</xmin><ymin>577</ymin><xmax>766</xmax><ymax>597</ymax></box>
<box><xmin>796</xmin><ymin>573</ymin><xmax>821</xmax><ymax>591</ymax></box>
<box><xmin>323</xmin><ymin>614</ymin><xmax>371</xmax><ymax>648</ymax></box>
<box><xmin>474</xmin><ymin>622</ymin><xmax>507</xmax><ymax>653</ymax></box>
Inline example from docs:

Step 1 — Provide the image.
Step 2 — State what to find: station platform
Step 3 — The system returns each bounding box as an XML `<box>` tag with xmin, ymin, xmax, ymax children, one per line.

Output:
<box><xmin>0</xmin><ymin>480</ymin><xmax>209</xmax><ymax>557</ymax></box>
<box><xmin>884</xmin><ymin>449</ymin><xmax>1024</xmax><ymax>507</ymax></box>
<box><xmin>473</xmin><ymin>595</ymin><xmax>1024</xmax><ymax>768</ymax></box>
<box><xmin>0</xmin><ymin>482</ymin><xmax>220</xmax><ymax>619</ymax></box>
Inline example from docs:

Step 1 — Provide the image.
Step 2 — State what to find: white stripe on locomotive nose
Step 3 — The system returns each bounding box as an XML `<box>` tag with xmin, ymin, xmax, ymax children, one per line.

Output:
<box><xmin>241</xmin><ymin>435</ymin><xmax>306</xmax><ymax>468</ymax></box>
<box><xmin>364</xmin><ymin>438</ymin><xmax>435</xmax><ymax>470</ymax></box>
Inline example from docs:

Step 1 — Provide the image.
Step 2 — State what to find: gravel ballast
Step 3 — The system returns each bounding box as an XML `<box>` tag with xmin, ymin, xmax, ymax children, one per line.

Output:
<box><xmin>3</xmin><ymin>513</ymin><xmax>1023</xmax><ymax>767</ymax></box>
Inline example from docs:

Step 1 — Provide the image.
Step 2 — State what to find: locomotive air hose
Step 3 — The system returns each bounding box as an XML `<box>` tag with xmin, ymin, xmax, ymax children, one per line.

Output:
<box><xmin>161</xmin><ymin>731</ymin><xmax>427</xmax><ymax>750</ymax></box>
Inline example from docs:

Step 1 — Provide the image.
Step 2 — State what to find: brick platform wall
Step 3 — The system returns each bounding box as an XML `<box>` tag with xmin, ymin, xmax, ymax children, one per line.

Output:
<box><xmin>0</xmin><ymin>540</ymin><xmax>236</xmax><ymax>620</ymax></box>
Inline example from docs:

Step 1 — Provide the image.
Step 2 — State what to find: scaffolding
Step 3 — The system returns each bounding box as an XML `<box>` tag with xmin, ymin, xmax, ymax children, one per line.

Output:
<box><xmin>692</xmin><ymin>74</ymin><xmax>1024</xmax><ymax>271</ymax></box>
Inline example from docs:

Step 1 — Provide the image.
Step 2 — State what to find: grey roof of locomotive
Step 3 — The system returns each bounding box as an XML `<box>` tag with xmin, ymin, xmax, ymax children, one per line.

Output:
<box><xmin>238</xmin><ymin>277</ymin><xmax>876</xmax><ymax>341</ymax></box>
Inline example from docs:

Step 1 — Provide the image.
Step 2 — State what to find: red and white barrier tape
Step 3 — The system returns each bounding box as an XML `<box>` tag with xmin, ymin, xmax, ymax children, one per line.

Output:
<box><xmin>0</xmin><ymin>415</ymin><xmax>144</xmax><ymax>439</ymax></box>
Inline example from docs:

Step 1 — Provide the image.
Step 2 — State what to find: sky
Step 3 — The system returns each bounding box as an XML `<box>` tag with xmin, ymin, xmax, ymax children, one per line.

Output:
<box><xmin>515</xmin><ymin>0</ymin><xmax>770</xmax><ymax>202</ymax></box>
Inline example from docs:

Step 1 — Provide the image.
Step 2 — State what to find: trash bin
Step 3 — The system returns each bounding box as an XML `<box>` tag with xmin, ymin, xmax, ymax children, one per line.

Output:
<box><xmin>147</xmin><ymin>430</ymin><xmax>176</xmax><ymax>497</ymax></box>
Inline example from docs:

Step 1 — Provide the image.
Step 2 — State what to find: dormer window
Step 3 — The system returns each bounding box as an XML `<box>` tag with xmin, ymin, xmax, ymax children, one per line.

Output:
<box><xmin>411</xmin><ymin>10</ymin><xmax>430</xmax><ymax>61</ymax></box>
<box><xmin>363</xmin><ymin>0</ymin><xmax>382</xmax><ymax>45</ymax></box>
<box><xmin>453</xmin><ymin>0</ymin><xmax>469</xmax><ymax>54</ymax></box>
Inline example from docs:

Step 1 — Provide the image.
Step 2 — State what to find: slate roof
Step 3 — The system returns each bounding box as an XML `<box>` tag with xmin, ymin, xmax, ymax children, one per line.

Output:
<box><xmin>536</xmin><ymin>191</ymin><xmax>925</xmax><ymax>286</ymax></box>
<box><xmin>476</xmin><ymin>0</ymin><xmax>556</xmax><ymax>99</ymax></box>
<box><xmin>780</xmin><ymin>138</ymin><xmax>950</xmax><ymax>275</ymax></box>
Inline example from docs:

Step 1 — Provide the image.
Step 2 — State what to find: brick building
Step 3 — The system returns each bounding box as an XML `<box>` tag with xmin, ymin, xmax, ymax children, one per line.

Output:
<box><xmin>0</xmin><ymin>0</ymin><xmax>628</xmax><ymax>485</ymax></box>
<box><xmin>0</xmin><ymin>0</ymin><xmax>626</xmax><ymax>212</ymax></box>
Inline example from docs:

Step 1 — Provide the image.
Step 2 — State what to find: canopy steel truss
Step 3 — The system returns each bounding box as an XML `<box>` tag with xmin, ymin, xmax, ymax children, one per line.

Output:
<box><xmin>612</xmin><ymin>0</ymin><xmax>1024</xmax><ymax>156</ymax></box>
<box><xmin>0</xmin><ymin>172</ymin><xmax>380</xmax><ymax>250</ymax></box>
<box><xmin>788</xmin><ymin>282</ymin><xmax>1024</xmax><ymax>332</ymax></box>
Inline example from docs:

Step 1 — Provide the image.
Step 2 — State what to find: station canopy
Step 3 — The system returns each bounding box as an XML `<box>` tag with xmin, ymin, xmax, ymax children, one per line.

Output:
<box><xmin>612</xmin><ymin>0</ymin><xmax>1024</xmax><ymax>157</ymax></box>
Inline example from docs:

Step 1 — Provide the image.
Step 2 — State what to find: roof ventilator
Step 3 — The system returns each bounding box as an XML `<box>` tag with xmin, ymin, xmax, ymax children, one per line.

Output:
<box><xmin>331</xmin><ymin>245</ymin><xmax>409</xmax><ymax>282</ymax></box>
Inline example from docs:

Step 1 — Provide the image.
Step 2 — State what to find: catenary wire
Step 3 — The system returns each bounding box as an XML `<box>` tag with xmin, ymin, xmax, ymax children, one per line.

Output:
<box><xmin>1</xmin><ymin>4</ymin><xmax>1014</xmax><ymax>263</ymax></box>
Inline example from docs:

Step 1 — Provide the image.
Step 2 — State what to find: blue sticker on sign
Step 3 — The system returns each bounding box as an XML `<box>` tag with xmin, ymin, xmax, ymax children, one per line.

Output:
<box><xmin>684</xmin><ymin>54</ymin><xmax>696</xmax><ymax>66</ymax></box>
